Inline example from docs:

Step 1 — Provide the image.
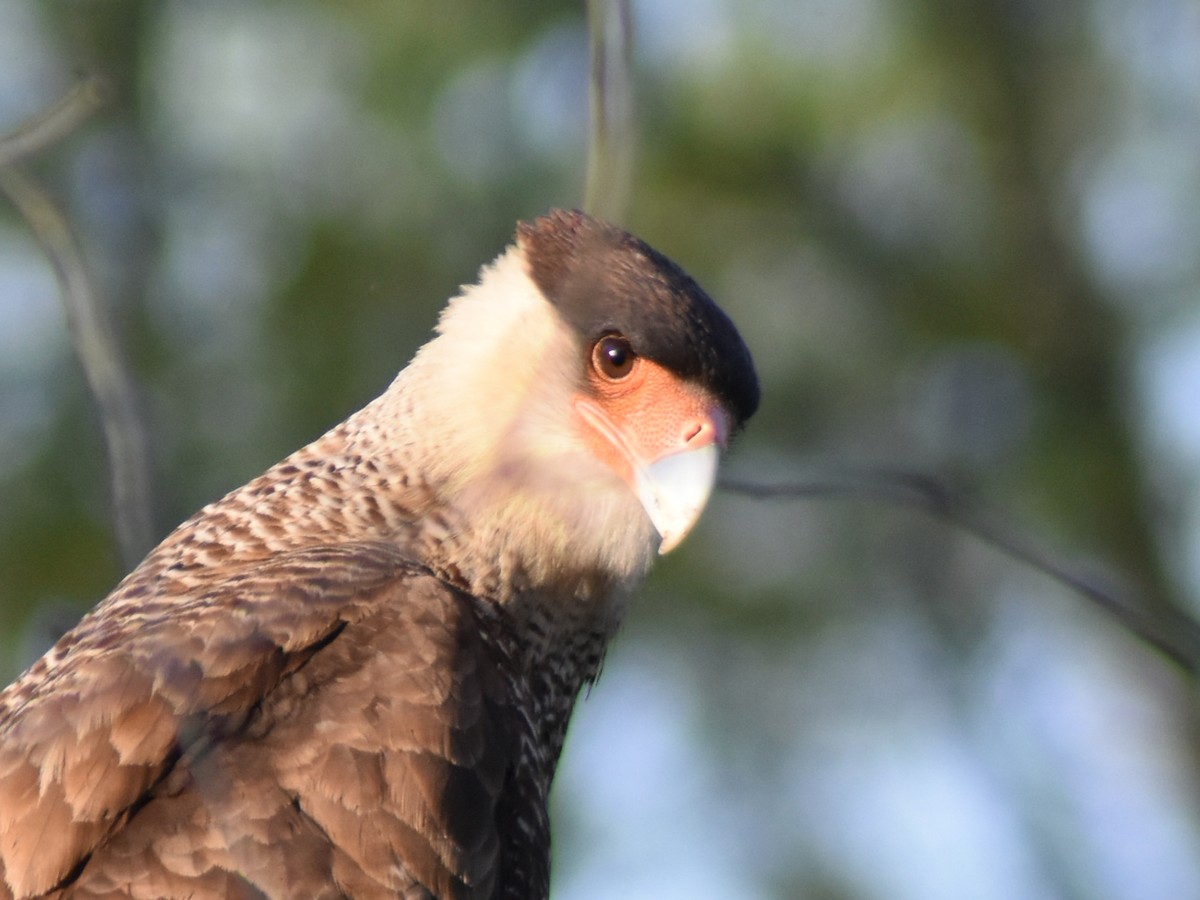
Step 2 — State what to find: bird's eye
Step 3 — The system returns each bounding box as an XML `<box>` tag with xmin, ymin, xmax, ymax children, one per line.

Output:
<box><xmin>593</xmin><ymin>335</ymin><xmax>636</xmax><ymax>380</ymax></box>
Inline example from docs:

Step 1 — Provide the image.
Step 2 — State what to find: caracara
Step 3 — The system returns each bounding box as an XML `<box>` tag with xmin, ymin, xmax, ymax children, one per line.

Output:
<box><xmin>0</xmin><ymin>209</ymin><xmax>759</xmax><ymax>899</ymax></box>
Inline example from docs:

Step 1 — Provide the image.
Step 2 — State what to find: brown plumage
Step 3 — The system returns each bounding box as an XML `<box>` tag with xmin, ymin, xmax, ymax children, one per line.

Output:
<box><xmin>0</xmin><ymin>210</ymin><xmax>758</xmax><ymax>899</ymax></box>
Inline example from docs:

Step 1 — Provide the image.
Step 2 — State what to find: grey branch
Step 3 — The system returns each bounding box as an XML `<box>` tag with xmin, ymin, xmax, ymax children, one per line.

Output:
<box><xmin>721</xmin><ymin>471</ymin><xmax>1200</xmax><ymax>679</ymax></box>
<box><xmin>0</xmin><ymin>80</ymin><xmax>154</xmax><ymax>568</ymax></box>
<box><xmin>0</xmin><ymin>76</ymin><xmax>110</xmax><ymax>167</ymax></box>
<box><xmin>584</xmin><ymin>0</ymin><xmax>635</xmax><ymax>221</ymax></box>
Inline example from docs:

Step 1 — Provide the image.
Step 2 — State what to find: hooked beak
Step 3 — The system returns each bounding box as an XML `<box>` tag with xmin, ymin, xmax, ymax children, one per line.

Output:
<box><xmin>634</xmin><ymin>443</ymin><xmax>720</xmax><ymax>554</ymax></box>
<box><xmin>575</xmin><ymin>391</ymin><xmax>727</xmax><ymax>555</ymax></box>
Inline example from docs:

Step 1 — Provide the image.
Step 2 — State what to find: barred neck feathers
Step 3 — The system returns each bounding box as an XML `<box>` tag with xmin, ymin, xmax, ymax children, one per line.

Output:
<box><xmin>120</xmin><ymin>239</ymin><xmax>655</xmax><ymax>637</ymax></box>
<box><xmin>379</xmin><ymin>244</ymin><xmax>658</xmax><ymax>608</ymax></box>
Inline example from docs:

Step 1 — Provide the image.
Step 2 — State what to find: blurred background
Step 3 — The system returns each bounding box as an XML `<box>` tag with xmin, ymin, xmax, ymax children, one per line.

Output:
<box><xmin>4</xmin><ymin>1</ymin><xmax>1200</xmax><ymax>897</ymax></box>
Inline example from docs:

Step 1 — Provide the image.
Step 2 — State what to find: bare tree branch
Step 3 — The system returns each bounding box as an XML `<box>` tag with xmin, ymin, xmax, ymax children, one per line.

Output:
<box><xmin>721</xmin><ymin>471</ymin><xmax>1200</xmax><ymax>678</ymax></box>
<box><xmin>584</xmin><ymin>0</ymin><xmax>635</xmax><ymax>221</ymax></box>
<box><xmin>0</xmin><ymin>80</ymin><xmax>154</xmax><ymax>568</ymax></box>
<box><xmin>0</xmin><ymin>76</ymin><xmax>110</xmax><ymax>167</ymax></box>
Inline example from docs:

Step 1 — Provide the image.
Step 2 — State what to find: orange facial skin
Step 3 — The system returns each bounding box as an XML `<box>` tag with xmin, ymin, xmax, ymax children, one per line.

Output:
<box><xmin>572</xmin><ymin>335</ymin><xmax>728</xmax><ymax>491</ymax></box>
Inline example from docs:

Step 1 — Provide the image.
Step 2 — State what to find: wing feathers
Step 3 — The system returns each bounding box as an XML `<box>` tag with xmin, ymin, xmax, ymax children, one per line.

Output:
<box><xmin>0</xmin><ymin>542</ymin><xmax>536</xmax><ymax>899</ymax></box>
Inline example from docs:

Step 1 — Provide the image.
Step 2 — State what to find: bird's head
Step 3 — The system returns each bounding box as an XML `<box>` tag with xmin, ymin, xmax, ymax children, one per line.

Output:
<box><xmin>382</xmin><ymin>210</ymin><xmax>758</xmax><ymax>599</ymax></box>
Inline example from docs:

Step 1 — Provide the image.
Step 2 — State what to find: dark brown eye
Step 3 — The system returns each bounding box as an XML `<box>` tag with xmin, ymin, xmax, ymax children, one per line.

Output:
<box><xmin>593</xmin><ymin>335</ymin><xmax>636</xmax><ymax>380</ymax></box>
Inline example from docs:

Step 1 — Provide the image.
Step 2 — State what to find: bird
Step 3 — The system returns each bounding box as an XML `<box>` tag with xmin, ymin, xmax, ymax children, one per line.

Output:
<box><xmin>0</xmin><ymin>208</ymin><xmax>759</xmax><ymax>899</ymax></box>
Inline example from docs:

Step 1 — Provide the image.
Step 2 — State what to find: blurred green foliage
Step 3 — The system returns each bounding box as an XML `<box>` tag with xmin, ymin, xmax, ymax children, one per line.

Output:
<box><xmin>4</xmin><ymin>1</ymin><xmax>1200</xmax><ymax>898</ymax></box>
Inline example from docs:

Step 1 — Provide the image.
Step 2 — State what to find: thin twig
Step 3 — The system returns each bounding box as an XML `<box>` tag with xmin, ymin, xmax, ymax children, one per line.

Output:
<box><xmin>721</xmin><ymin>471</ymin><xmax>1200</xmax><ymax>677</ymax></box>
<box><xmin>584</xmin><ymin>0</ymin><xmax>635</xmax><ymax>220</ymax></box>
<box><xmin>0</xmin><ymin>79</ymin><xmax>154</xmax><ymax>568</ymax></box>
<box><xmin>0</xmin><ymin>76</ymin><xmax>110</xmax><ymax>167</ymax></box>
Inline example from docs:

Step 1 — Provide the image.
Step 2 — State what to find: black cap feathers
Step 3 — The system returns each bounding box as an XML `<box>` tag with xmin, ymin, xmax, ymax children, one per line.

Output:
<box><xmin>518</xmin><ymin>209</ymin><xmax>760</xmax><ymax>427</ymax></box>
